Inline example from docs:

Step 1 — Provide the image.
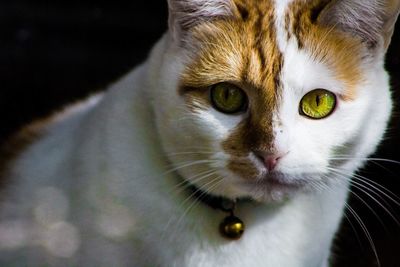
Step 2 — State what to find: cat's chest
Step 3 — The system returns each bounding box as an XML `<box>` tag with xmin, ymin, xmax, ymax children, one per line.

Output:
<box><xmin>125</xmin><ymin>191</ymin><xmax>343</xmax><ymax>267</ymax></box>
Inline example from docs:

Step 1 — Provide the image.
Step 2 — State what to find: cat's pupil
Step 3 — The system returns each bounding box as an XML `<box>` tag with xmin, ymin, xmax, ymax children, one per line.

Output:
<box><xmin>315</xmin><ymin>95</ymin><xmax>321</xmax><ymax>106</ymax></box>
<box><xmin>224</xmin><ymin>89</ymin><xmax>231</xmax><ymax>101</ymax></box>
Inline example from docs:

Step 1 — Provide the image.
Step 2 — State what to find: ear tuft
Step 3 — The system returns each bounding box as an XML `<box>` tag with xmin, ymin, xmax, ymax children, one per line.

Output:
<box><xmin>319</xmin><ymin>0</ymin><xmax>400</xmax><ymax>51</ymax></box>
<box><xmin>167</xmin><ymin>0</ymin><xmax>234</xmax><ymax>40</ymax></box>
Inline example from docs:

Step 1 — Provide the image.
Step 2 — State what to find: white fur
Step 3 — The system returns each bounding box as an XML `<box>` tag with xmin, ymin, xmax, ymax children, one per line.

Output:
<box><xmin>168</xmin><ymin>0</ymin><xmax>234</xmax><ymax>40</ymax></box>
<box><xmin>319</xmin><ymin>0</ymin><xmax>400</xmax><ymax>50</ymax></box>
<box><xmin>0</xmin><ymin>1</ymin><xmax>395</xmax><ymax>266</ymax></box>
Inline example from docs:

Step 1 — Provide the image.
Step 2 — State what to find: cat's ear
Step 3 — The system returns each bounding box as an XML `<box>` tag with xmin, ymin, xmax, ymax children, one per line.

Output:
<box><xmin>318</xmin><ymin>0</ymin><xmax>400</xmax><ymax>51</ymax></box>
<box><xmin>167</xmin><ymin>0</ymin><xmax>234</xmax><ymax>41</ymax></box>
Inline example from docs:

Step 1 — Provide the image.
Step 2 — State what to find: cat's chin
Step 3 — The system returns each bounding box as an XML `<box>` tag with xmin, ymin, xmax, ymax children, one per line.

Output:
<box><xmin>233</xmin><ymin>173</ymin><xmax>313</xmax><ymax>203</ymax></box>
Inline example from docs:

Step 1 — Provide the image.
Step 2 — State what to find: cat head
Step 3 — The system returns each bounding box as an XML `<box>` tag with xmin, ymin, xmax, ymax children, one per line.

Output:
<box><xmin>150</xmin><ymin>0</ymin><xmax>399</xmax><ymax>202</ymax></box>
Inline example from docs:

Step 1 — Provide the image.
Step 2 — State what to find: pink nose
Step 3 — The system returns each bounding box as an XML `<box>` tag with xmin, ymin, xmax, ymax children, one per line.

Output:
<box><xmin>255</xmin><ymin>152</ymin><xmax>283</xmax><ymax>171</ymax></box>
<box><xmin>264</xmin><ymin>155</ymin><xmax>281</xmax><ymax>171</ymax></box>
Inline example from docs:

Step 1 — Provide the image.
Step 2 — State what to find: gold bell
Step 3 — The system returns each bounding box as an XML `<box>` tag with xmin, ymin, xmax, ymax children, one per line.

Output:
<box><xmin>219</xmin><ymin>215</ymin><xmax>245</xmax><ymax>240</ymax></box>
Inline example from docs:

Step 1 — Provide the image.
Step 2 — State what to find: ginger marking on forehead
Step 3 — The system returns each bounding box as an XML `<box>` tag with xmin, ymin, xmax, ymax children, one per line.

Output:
<box><xmin>178</xmin><ymin>0</ymin><xmax>284</xmax><ymax>180</ymax></box>
<box><xmin>286</xmin><ymin>0</ymin><xmax>364</xmax><ymax>100</ymax></box>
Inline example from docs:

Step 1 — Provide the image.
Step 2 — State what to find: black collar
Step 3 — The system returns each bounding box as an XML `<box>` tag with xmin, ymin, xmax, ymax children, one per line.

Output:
<box><xmin>185</xmin><ymin>183</ymin><xmax>249</xmax><ymax>240</ymax></box>
<box><xmin>186</xmin><ymin>183</ymin><xmax>237</xmax><ymax>212</ymax></box>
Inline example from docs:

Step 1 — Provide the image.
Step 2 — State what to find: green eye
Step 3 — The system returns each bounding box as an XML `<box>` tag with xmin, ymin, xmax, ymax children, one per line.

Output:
<box><xmin>300</xmin><ymin>89</ymin><xmax>336</xmax><ymax>119</ymax></box>
<box><xmin>210</xmin><ymin>83</ymin><xmax>248</xmax><ymax>114</ymax></box>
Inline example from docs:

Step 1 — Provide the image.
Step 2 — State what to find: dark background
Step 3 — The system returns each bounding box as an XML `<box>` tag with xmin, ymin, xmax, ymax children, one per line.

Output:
<box><xmin>0</xmin><ymin>1</ymin><xmax>399</xmax><ymax>266</ymax></box>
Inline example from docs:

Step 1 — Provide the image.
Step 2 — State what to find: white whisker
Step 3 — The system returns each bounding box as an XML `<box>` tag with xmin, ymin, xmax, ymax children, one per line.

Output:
<box><xmin>344</xmin><ymin>203</ymin><xmax>381</xmax><ymax>267</ymax></box>
<box><xmin>328</xmin><ymin>167</ymin><xmax>400</xmax><ymax>207</ymax></box>
<box><xmin>167</xmin><ymin>151</ymin><xmax>217</xmax><ymax>156</ymax></box>
<box><xmin>168</xmin><ymin>169</ymin><xmax>217</xmax><ymax>194</ymax></box>
<box><xmin>168</xmin><ymin>176</ymin><xmax>224</xmax><ymax>242</ymax></box>
<box><xmin>161</xmin><ymin>159</ymin><xmax>220</xmax><ymax>175</ymax></box>
<box><xmin>328</xmin><ymin>167</ymin><xmax>400</xmax><ymax>227</ymax></box>
<box><xmin>329</xmin><ymin>156</ymin><xmax>400</xmax><ymax>165</ymax></box>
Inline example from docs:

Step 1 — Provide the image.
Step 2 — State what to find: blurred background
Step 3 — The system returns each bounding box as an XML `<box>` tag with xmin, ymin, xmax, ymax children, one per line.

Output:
<box><xmin>0</xmin><ymin>0</ymin><xmax>399</xmax><ymax>266</ymax></box>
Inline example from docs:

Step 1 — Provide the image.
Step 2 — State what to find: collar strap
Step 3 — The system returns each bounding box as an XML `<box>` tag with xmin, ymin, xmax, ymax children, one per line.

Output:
<box><xmin>185</xmin><ymin>183</ymin><xmax>246</xmax><ymax>240</ymax></box>
<box><xmin>186</xmin><ymin>184</ymin><xmax>236</xmax><ymax>212</ymax></box>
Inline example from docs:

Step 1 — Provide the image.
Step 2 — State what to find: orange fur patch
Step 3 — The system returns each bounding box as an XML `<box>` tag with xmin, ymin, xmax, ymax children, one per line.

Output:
<box><xmin>286</xmin><ymin>0</ymin><xmax>364</xmax><ymax>100</ymax></box>
<box><xmin>179</xmin><ymin>0</ymin><xmax>282</xmax><ymax>180</ymax></box>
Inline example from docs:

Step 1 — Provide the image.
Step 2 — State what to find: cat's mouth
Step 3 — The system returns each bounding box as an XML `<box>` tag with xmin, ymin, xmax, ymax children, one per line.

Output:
<box><xmin>236</xmin><ymin>173</ymin><xmax>311</xmax><ymax>202</ymax></box>
<box><xmin>264</xmin><ymin>175</ymin><xmax>306</xmax><ymax>189</ymax></box>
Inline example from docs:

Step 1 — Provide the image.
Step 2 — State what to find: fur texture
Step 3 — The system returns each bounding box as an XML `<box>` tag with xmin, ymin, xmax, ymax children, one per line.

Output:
<box><xmin>0</xmin><ymin>0</ymin><xmax>398</xmax><ymax>266</ymax></box>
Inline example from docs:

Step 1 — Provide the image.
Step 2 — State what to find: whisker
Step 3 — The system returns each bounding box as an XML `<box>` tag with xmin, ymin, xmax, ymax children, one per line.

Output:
<box><xmin>170</xmin><ymin>170</ymin><xmax>219</xmax><ymax>195</ymax></box>
<box><xmin>169</xmin><ymin>177</ymin><xmax>224</xmax><ymax>242</ymax></box>
<box><xmin>348</xmin><ymin>186</ymin><xmax>389</xmax><ymax>231</ymax></box>
<box><xmin>158</xmin><ymin>174</ymin><xmax>222</xmax><ymax>251</ymax></box>
<box><xmin>329</xmin><ymin>157</ymin><xmax>400</xmax><ymax>165</ymax></box>
<box><xmin>329</xmin><ymin>167</ymin><xmax>400</xmax><ymax>206</ymax></box>
<box><xmin>342</xmin><ymin>211</ymin><xmax>364</xmax><ymax>251</ymax></box>
<box><xmin>161</xmin><ymin>175</ymin><xmax>217</xmax><ymax>239</ymax></box>
<box><xmin>318</xmin><ymin>174</ymin><xmax>366</xmax><ymax>256</ymax></box>
<box><xmin>344</xmin><ymin>203</ymin><xmax>381</xmax><ymax>267</ymax></box>
<box><xmin>352</xmin><ymin>175</ymin><xmax>400</xmax><ymax>207</ymax></box>
<box><xmin>310</xmin><ymin>177</ymin><xmax>330</xmax><ymax>192</ymax></box>
<box><xmin>178</xmin><ymin>176</ymin><xmax>223</xmax><ymax>222</ymax></box>
<box><xmin>170</xmin><ymin>146</ymin><xmax>217</xmax><ymax>152</ymax></box>
<box><xmin>328</xmin><ymin>167</ymin><xmax>400</xmax><ymax>226</ymax></box>
<box><xmin>161</xmin><ymin>159</ymin><xmax>220</xmax><ymax>175</ymax></box>
<box><xmin>167</xmin><ymin>151</ymin><xmax>217</xmax><ymax>156</ymax></box>
<box><xmin>168</xmin><ymin>169</ymin><xmax>215</xmax><ymax>191</ymax></box>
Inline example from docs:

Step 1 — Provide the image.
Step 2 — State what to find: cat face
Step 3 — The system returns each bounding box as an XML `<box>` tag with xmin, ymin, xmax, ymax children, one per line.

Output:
<box><xmin>151</xmin><ymin>0</ymin><xmax>398</xmax><ymax>202</ymax></box>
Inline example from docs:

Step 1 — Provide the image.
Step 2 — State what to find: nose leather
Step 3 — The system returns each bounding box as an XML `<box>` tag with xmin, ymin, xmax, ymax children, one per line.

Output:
<box><xmin>254</xmin><ymin>151</ymin><xmax>284</xmax><ymax>171</ymax></box>
<box><xmin>264</xmin><ymin>155</ymin><xmax>281</xmax><ymax>171</ymax></box>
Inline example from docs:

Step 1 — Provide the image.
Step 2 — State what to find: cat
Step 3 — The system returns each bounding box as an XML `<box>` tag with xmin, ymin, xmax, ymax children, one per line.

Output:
<box><xmin>0</xmin><ymin>0</ymin><xmax>399</xmax><ymax>266</ymax></box>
